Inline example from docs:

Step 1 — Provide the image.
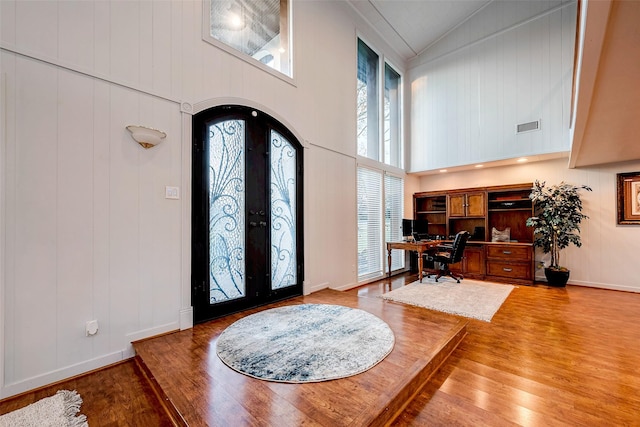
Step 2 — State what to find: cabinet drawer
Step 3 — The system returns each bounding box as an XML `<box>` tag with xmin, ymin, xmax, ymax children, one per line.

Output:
<box><xmin>487</xmin><ymin>261</ymin><xmax>532</xmax><ymax>280</ymax></box>
<box><xmin>486</xmin><ymin>245</ymin><xmax>531</xmax><ymax>260</ymax></box>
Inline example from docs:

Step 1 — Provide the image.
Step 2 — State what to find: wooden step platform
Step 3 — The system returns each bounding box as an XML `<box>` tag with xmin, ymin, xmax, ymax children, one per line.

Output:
<box><xmin>133</xmin><ymin>289</ymin><xmax>467</xmax><ymax>427</ymax></box>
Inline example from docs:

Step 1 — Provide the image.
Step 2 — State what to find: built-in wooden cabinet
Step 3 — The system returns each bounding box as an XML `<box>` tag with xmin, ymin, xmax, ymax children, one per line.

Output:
<box><xmin>487</xmin><ymin>185</ymin><xmax>533</xmax><ymax>244</ymax></box>
<box><xmin>448</xmin><ymin>190</ymin><xmax>486</xmax><ymax>240</ymax></box>
<box><xmin>449</xmin><ymin>243</ymin><xmax>486</xmax><ymax>280</ymax></box>
<box><xmin>485</xmin><ymin>243</ymin><xmax>533</xmax><ymax>284</ymax></box>
<box><xmin>448</xmin><ymin>191</ymin><xmax>486</xmax><ymax>217</ymax></box>
<box><xmin>414</xmin><ymin>193</ymin><xmax>447</xmax><ymax>237</ymax></box>
<box><xmin>413</xmin><ymin>183</ymin><xmax>534</xmax><ymax>285</ymax></box>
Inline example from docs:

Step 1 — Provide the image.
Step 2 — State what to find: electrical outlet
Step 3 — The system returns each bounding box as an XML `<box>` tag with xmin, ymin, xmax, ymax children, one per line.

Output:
<box><xmin>86</xmin><ymin>320</ymin><xmax>99</xmax><ymax>336</ymax></box>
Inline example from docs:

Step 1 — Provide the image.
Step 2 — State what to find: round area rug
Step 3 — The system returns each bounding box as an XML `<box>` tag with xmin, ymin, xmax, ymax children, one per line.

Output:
<box><xmin>216</xmin><ymin>304</ymin><xmax>395</xmax><ymax>383</ymax></box>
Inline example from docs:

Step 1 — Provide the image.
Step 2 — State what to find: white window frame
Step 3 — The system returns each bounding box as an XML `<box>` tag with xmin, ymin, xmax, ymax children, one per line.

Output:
<box><xmin>357</xmin><ymin>38</ymin><xmax>381</xmax><ymax>161</ymax></box>
<box><xmin>356</xmin><ymin>37</ymin><xmax>406</xmax><ymax>284</ymax></box>
<box><xmin>356</xmin><ymin>37</ymin><xmax>404</xmax><ymax>168</ymax></box>
<box><xmin>357</xmin><ymin>158</ymin><xmax>406</xmax><ymax>284</ymax></box>
<box><xmin>357</xmin><ymin>166</ymin><xmax>384</xmax><ymax>282</ymax></box>
<box><xmin>384</xmin><ymin>62</ymin><xmax>404</xmax><ymax>169</ymax></box>
<box><xmin>202</xmin><ymin>0</ymin><xmax>295</xmax><ymax>85</ymax></box>
<box><xmin>384</xmin><ymin>172</ymin><xmax>405</xmax><ymax>273</ymax></box>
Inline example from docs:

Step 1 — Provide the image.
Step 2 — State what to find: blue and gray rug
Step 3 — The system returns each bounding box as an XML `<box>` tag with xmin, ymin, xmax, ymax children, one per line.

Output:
<box><xmin>216</xmin><ymin>304</ymin><xmax>395</xmax><ymax>383</ymax></box>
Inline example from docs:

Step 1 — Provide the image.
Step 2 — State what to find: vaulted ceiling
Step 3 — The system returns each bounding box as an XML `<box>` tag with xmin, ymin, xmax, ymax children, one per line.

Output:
<box><xmin>347</xmin><ymin>0</ymin><xmax>491</xmax><ymax>59</ymax></box>
<box><xmin>347</xmin><ymin>0</ymin><xmax>640</xmax><ymax>169</ymax></box>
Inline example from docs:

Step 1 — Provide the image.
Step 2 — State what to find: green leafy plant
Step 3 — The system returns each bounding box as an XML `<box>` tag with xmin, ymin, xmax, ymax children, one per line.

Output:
<box><xmin>526</xmin><ymin>180</ymin><xmax>592</xmax><ymax>270</ymax></box>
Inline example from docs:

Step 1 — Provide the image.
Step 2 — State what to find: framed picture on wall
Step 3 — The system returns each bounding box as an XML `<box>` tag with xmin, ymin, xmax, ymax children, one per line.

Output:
<box><xmin>616</xmin><ymin>171</ymin><xmax>640</xmax><ymax>224</ymax></box>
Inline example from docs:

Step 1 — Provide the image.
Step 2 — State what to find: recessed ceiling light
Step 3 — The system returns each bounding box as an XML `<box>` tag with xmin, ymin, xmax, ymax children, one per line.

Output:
<box><xmin>475</xmin><ymin>164</ymin><xmax>483</xmax><ymax>168</ymax></box>
<box><xmin>517</xmin><ymin>158</ymin><xmax>528</xmax><ymax>163</ymax></box>
<box><xmin>439</xmin><ymin>169</ymin><xmax>447</xmax><ymax>173</ymax></box>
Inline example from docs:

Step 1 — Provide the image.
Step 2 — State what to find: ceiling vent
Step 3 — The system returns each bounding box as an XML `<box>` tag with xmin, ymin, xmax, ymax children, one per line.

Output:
<box><xmin>516</xmin><ymin>120</ymin><xmax>541</xmax><ymax>134</ymax></box>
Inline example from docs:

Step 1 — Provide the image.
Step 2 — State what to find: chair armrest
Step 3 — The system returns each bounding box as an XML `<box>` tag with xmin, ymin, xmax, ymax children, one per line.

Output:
<box><xmin>436</xmin><ymin>244</ymin><xmax>453</xmax><ymax>251</ymax></box>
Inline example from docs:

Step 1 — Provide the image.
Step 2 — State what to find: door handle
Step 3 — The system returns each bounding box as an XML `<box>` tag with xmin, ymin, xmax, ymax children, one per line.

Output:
<box><xmin>502</xmin><ymin>267</ymin><xmax>513</xmax><ymax>272</ymax></box>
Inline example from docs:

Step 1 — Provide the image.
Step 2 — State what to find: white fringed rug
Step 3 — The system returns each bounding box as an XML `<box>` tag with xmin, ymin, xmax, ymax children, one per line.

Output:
<box><xmin>216</xmin><ymin>304</ymin><xmax>395</xmax><ymax>383</ymax></box>
<box><xmin>380</xmin><ymin>278</ymin><xmax>514</xmax><ymax>322</ymax></box>
<box><xmin>0</xmin><ymin>390</ymin><xmax>88</xmax><ymax>427</ymax></box>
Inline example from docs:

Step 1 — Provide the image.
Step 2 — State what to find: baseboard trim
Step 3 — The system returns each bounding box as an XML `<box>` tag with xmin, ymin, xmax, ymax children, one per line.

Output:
<box><xmin>331</xmin><ymin>281</ymin><xmax>360</xmax><ymax>291</ymax></box>
<box><xmin>306</xmin><ymin>281</ymin><xmax>330</xmax><ymax>294</ymax></box>
<box><xmin>567</xmin><ymin>280</ymin><xmax>640</xmax><ymax>293</ymax></box>
<box><xmin>1</xmin><ymin>321</ymin><xmax>183</xmax><ymax>399</ymax></box>
<box><xmin>0</xmin><ymin>351</ymin><xmax>124</xmax><ymax>399</ymax></box>
<box><xmin>179</xmin><ymin>307</ymin><xmax>193</xmax><ymax>330</ymax></box>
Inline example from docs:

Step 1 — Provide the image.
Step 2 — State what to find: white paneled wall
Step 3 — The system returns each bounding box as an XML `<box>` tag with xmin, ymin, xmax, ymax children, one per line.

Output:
<box><xmin>418</xmin><ymin>157</ymin><xmax>640</xmax><ymax>292</ymax></box>
<box><xmin>305</xmin><ymin>145</ymin><xmax>358</xmax><ymax>293</ymax></box>
<box><xmin>1</xmin><ymin>0</ymin><xmax>389</xmax><ymax>397</ymax></box>
<box><xmin>1</xmin><ymin>50</ymin><xmax>183</xmax><ymax>394</ymax></box>
<box><xmin>409</xmin><ymin>1</ymin><xmax>577</xmax><ymax>172</ymax></box>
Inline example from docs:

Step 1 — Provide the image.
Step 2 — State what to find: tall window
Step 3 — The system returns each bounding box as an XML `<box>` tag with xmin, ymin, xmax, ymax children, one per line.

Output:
<box><xmin>357</xmin><ymin>39</ymin><xmax>379</xmax><ymax>160</ymax></box>
<box><xmin>204</xmin><ymin>0</ymin><xmax>292</xmax><ymax>78</ymax></box>
<box><xmin>357</xmin><ymin>167</ymin><xmax>404</xmax><ymax>281</ymax></box>
<box><xmin>357</xmin><ymin>39</ymin><xmax>402</xmax><ymax>167</ymax></box>
<box><xmin>356</xmin><ymin>39</ymin><xmax>404</xmax><ymax>282</ymax></box>
<box><xmin>384</xmin><ymin>64</ymin><xmax>402</xmax><ymax>168</ymax></box>
<box><xmin>385</xmin><ymin>174</ymin><xmax>404</xmax><ymax>271</ymax></box>
<box><xmin>357</xmin><ymin>167</ymin><xmax>382</xmax><ymax>280</ymax></box>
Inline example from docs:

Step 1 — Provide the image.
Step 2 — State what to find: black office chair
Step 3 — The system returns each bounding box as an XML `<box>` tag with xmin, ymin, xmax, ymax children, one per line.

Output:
<box><xmin>425</xmin><ymin>231</ymin><xmax>470</xmax><ymax>283</ymax></box>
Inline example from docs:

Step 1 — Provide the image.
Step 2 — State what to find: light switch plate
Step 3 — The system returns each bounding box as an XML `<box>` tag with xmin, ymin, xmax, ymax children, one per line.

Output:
<box><xmin>165</xmin><ymin>186</ymin><xmax>180</xmax><ymax>199</ymax></box>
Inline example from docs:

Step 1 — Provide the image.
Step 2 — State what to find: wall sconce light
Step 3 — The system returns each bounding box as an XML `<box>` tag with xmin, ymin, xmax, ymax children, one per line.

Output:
<box><xmin>126</xmin><ymin>125</ymin><xmax>166</xmax><ymax>149</ymax></box>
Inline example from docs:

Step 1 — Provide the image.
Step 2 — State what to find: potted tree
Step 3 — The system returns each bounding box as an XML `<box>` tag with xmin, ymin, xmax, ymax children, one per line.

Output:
<box><xmin>526</xmin><ymin>180</ymin><xmax>592</xmax><ymax>287</ymax></box>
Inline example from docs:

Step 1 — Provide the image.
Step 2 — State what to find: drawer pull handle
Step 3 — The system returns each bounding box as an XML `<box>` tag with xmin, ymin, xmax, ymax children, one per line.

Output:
<box><xmin>502</xmin><ymin>250</ymin><xmax>512</xmax><ymax>255</ymax></box>
<box><xmin>503</xmin><ymin>268</ymin><xmax>513</xmax><ymax>272</ymax></box>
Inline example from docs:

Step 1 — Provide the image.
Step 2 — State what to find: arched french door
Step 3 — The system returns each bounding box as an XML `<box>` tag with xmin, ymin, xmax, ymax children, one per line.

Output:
<box><xmin>192</xmin><ymin>105</ymin><xmax>304</xmax><ymax>323</ymax></box>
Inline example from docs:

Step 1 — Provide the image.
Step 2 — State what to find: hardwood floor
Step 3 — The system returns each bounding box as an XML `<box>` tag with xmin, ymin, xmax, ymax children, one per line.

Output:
<box><xmin>2</xmin><ymin>273</ymin><xmax>640</xmax><ymax>426</ymax></box>
<box><xmin>133</xmin><ymin>288</ymin><xmax>467</xmax><ymax>427</ymax></box>
<box><xmin>381</xmin><ymin>277</ymin><xmax>640</xmax><ymax>426</ymax></box>
<box><xmin>0</xmin><ymin>359</ymin><xmax>174</xmax><ymax>426</ymax></box>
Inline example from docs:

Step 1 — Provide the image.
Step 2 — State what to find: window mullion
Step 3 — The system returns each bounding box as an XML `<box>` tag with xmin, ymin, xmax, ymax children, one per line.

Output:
<box><xmin>378</xmin><ymin>55</ymin><xmax>385</xmax><ymax>164</ymax></box>
<box><xmin>380</xmin><ymin>171</ymin><xmax>387</xmax><ymax>273</ymax></box>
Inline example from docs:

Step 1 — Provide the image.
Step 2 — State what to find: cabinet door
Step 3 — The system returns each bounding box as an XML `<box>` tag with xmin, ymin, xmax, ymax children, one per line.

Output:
<box><xmin>448</xmin><ymin>194</ymin><xmax>466</xmax><ymax>217</ymax></box>
<box><xmin>466</xmin><ymin>192</ymin><xmax>486</xmax><ymax>216</ymax></box>
<box><xmin>449</xmin><ymin>247</ymin><xmax>485</xmax><ymax>277</ymax></box>
<box><xmin>449</xmin><ymin>192</ymin><xmax>486</xmax><ymax>217</ymax></box>
<box><xmin>463</xmin><ymin>246</ymin><xmax>486</xmax><ymax>276</ymax></box>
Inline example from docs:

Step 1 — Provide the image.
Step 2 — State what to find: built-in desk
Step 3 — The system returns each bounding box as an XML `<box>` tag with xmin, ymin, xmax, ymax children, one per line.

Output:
<box><xmin>387</xmin><ymin>240</ymin><xmax>534</xmax><ymax>285</ymax></box>
<box><xmin>386</xmin><ymin>240</ymin><xmax>442</xmax><ymax>283</ymax></box>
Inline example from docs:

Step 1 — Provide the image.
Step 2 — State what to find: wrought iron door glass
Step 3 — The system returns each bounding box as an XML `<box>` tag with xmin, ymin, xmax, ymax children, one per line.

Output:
<box><xmin>208</xmin><ymin>119</ymin><xmax>245</xmax><ymax>303</ymax></box>
<box><xmin>270</xmin><ymin>130</ymin><xmax>296</xmax><ymax>289</ymax></box>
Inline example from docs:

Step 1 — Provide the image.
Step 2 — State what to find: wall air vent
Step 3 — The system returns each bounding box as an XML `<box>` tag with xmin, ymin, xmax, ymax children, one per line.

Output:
<box><xmin>516</xmin><ymin>120</ymin><xmax>541</xmax><ymax>134</ymax></box>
